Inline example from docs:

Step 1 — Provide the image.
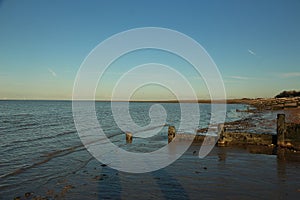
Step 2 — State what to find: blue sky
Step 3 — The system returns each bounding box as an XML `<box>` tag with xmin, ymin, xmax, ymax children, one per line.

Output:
<box><xmin>0</xmin><ymin>0</ymin><xmax>299</xmax><ymax>100</ymax></box>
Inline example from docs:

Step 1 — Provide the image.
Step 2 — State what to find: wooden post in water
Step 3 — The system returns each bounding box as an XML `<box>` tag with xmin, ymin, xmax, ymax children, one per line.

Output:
<box><xmin>126</xmin><ymin>132</ymin><xmax>133</xmax><ymax>144</ymax></box>
<box><xmin>277</xmin><ymin>114</ymin><xmax>286</xmax><ymax>146</ymax></box>
<box><xmin>217</xmin><ymin>124</ymin><xmax>226</xmax><ymax>146</ymax></box>
<box><xmin>168</xmin><ymin>126</ymin><xmax>176</xmax><ymax>143</ymax></box>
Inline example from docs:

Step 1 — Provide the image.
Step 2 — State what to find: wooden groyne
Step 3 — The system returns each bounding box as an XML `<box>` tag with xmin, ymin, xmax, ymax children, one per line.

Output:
<box><xmin>124</xmin><ymin>114</ymin><xmax>300</xmax><ymax>152</ymax></box>
<box><xmin>168</xmin><ymin>114</ymin><xmax>300</xmax><ymax>151</ymax></box>
<box><xmin>277</xmin><ymin>114</ymin><xmax>300</xmax><ymax>150</ymax></box>
<box><xmin>245</xmin><ymin>97</ymin><xmax>300</xmax><ymax>111</ymax></box>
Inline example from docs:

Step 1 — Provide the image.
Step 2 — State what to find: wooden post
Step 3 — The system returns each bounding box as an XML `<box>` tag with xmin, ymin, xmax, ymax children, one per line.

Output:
<box><xmin>217</xmin><ymin>124</ymin><xmax>226</xmax><ymax>146</ymax></box>
<box><xmin>168</xmin><ymin>126</ymin><xmax>176</xmax><ymax>143</ymax></box>
<box><xmin>126</xmin><ymin>132</ymin><xmax>132</xmax><ymax>144</ymax></box>
<box><xmin>277</xmin><ymin>114</ymin><xmax>286</xmax><ymax>146</ymax></box>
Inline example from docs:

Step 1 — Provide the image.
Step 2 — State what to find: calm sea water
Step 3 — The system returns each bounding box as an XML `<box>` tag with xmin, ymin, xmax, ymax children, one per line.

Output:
<box><xmin>2</xmin><ymin>101</ymin><xmax>299</xmax><ymax>199</ymax></box>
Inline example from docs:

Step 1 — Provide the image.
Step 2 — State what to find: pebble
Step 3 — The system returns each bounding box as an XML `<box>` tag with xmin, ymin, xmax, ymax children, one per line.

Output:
<box><xmin>63</xmin><ymin>185</ymin><xmax>74</xmax><ymax>190</ymax></box>
<box><xmin>93</xmin><ymin>175</ymin><xmax>103</xmax><ymax>180</ymax></box>
<box><xmin>46</xmin><ymin>189</ymin><xmax>54</xmax><ymax>196</ymax></box>
<box><xmin>25</xmin><ymin>192</ymin><xmax>31</xmax><ymax>198</ymax></box>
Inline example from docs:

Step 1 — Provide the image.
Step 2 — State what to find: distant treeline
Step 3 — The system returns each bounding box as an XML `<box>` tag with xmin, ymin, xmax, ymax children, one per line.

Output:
<box><xmin>275</xmin><ymin>90</ymin><xmax>300</xmax><ymax>98</ymax></box>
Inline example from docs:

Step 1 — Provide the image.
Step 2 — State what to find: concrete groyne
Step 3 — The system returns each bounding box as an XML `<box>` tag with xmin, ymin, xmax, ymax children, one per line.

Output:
<box><xmin>277</xmin><ymin>114</ymin><xmax>300</xmax><ymax>150</ymax></box>
<box><xmin>168</xmin><ymin>114</ymin><xmax>300</xmax><ymax>151</ymax></box>
<box><xmin>245</xmin><ymin>97</ymin><xmax>300</xmax><ymax>111</ymax></box>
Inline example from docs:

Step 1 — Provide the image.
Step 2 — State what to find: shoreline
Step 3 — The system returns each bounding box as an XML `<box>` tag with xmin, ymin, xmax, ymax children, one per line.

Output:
<box><xmin>0</xmin><ymin>96</ymin><xmax>299</xmax><ymax>108</ymax></box>
<box><xmin>3</xmin><ymin>99</ymin><xmax>300</xmax><ymax>199</ymax></box>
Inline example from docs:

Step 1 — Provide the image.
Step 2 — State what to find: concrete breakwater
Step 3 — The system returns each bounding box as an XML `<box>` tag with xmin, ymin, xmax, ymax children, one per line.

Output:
<box><xmin>277</xmin><ymin>114</ymin><xmax>300</xmax><ymax>150</ymax></box>
<box><xmin>240</xmin><ymin>97</ymin><xmax>300</xmax><ymax>111</ymax></box>
<box><xmin>167</xmin><ymin>114</ymin><xmax>300</xmax><ymax>151</ymax></box>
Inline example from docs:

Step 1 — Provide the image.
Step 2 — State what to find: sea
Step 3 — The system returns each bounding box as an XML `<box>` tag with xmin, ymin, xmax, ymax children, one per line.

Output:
<box><xmin>1</xmin><ymin>101</ymin><xmax>300</xmax><ymax>199</ymax></box>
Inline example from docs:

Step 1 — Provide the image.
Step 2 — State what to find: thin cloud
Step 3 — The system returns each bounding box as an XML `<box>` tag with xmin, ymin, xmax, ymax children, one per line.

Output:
<box><xmin>248</xmin><ymin>49</ymin><xmax>256</xmax><ymax>56</ymax></box>
<box><xmin>280</xmin><ymin>72</ymin><xmax>300</xmax><ymax>78</ymax></box>
<box><xmin>229</xmin><ymin>76</ymin><xmax>250</xmax><ymax>80</ymax></box>
<box><xmin>0</xmin><ymin>73</ymin><xmax>7</xmax><ymax>77</ymax></box>
<box><xmin>48</xmin><ymin>68</ymin><xmax>57</xmax><ymax>77</ymax></box>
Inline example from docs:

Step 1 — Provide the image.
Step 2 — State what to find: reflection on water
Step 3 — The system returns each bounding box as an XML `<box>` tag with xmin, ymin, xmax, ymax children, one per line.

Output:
<box><xmin>90</xmin><ymin>146</ymin><xmax>300</xmax><ymax>200</ymax></box>
<box><xmin>218</xmin><ymin>150</ymin><xmax>227</xmax><ymax>162</ymax></box>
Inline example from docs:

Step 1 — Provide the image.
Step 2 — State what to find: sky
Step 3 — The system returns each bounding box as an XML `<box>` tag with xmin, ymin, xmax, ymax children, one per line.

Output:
<box><xmin>0</xmin><ymin>0</ymin><xmax>300</xmax><ymax>100</ymax></box>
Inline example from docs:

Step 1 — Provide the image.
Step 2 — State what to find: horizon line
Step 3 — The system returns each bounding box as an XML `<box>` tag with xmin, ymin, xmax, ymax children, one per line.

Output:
<box><xmin>0</xmin><ymin>98</ymin><xmax>264</xmax><ymax>103</ymax></box>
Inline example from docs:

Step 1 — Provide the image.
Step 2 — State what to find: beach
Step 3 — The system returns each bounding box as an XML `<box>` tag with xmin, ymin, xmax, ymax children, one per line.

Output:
<box><xmin>1</xmin><ymin>0</ymin><xmax>300</xmax><ymax>199</ymax></box>
<box><xmin>1</xmin><ymin>100</ymin><xmax>300</xmax><ymax>199</ymax></box>
<box><xmin>7</xmin><ymin>144</ymin><xmax>300</xmax><ymax>200</ymax></box>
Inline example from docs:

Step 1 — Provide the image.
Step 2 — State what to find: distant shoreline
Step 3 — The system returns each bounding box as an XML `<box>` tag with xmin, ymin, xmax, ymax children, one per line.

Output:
<box><xmin>0</xmin><ymin>99</ymin><xmax>248</xmax><ymax>104</ymax></box>
<box><xmin>0</xmin><ymin>98</ymin><xmax>299</xmax><ymax>108</ymax></box>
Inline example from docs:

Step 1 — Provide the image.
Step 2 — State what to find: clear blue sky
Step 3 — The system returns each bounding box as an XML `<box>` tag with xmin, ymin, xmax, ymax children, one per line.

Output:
<box><xmin>0</xmin><ymin>0</ymin><xmax>299</xmax><ymax>100</ymax></box>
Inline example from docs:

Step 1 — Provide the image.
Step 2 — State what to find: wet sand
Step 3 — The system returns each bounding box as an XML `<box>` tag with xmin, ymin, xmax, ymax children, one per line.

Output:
<box><xmin>11</xmin><ymin>145</ymin><xmax>300</xmax><ymax>200</ymax></box>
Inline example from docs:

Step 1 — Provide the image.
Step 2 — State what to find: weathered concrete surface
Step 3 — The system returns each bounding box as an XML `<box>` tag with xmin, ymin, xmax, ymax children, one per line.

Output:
<box><xmin>283</xmin><ymin>123</ymin><xmax>300</xmax><ymax>150</ymax></box>
<box><xmin>169</xmin><ymin>113</ymin><xmax>300</xmax><ymax>152</ymax></box>
<box><xmin>218</xmin><ymin>114</ymin><xmax>300</xmax><ymax>150</ymax></box>
<box><xmin>173</xmin><ymin>131</ymin><xmax>274</xmax><ymax>146</ymax></box>
<box><xmin>173</xmin><ymin>134</ymin><xmax>205</xmax><ymax>143</ymax></box>
<box><xmin>246</xmin><ymin>97</ymin><xmax>300</xmax><ymax>111</ymax></box>
<box><xmin>217</xmin><ymin>132</ymin><xmax>274</xmax><ymax>146</ymax></box>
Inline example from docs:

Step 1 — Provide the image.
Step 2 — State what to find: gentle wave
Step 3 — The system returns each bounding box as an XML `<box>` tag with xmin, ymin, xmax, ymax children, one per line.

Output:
<box><xmin>1</xmin><ymin>130</ymin><xmax>78</xmax><ymax>149</ymax></box>
<box><xmin>0</xmin><ymin>101</ymin><xmax>253</xmax><ymax>198</ymax></box>
<box><xmin>0</xmin><ymin>130</ymin><xmax>127</xmax><ymax>180</ymax></box>
<box><xmin>0</xmin><ymin>144</ymin><xmax>85</xmax><ymax>180</ymax></box>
